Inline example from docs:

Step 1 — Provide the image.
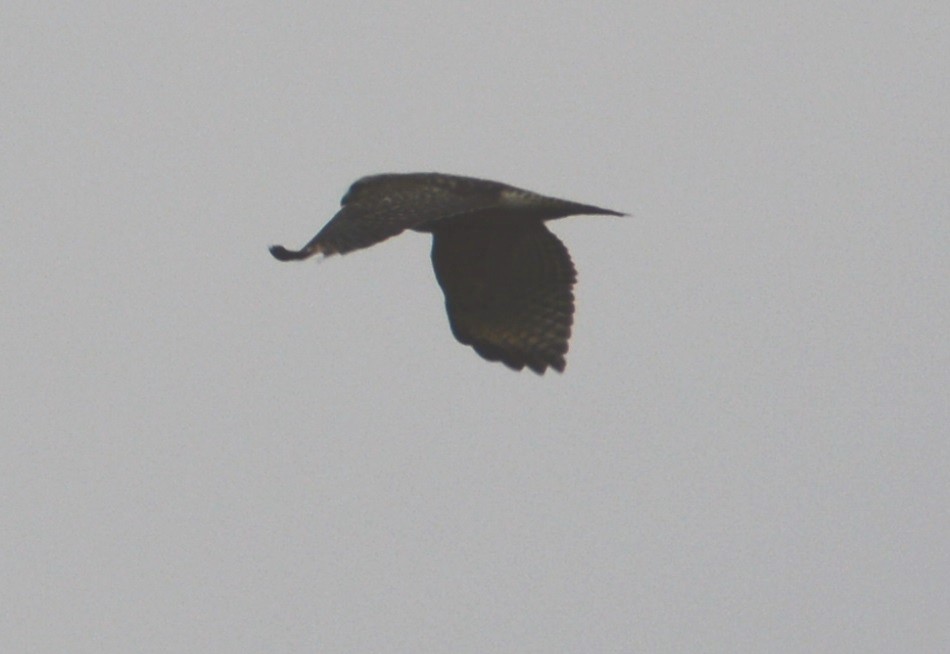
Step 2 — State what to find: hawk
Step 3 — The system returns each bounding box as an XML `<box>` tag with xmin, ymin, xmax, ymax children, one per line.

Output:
<box><xmin>270</xmin><ymin>173</ymin><xmax>625</xmax><ymax>374</ymax></box>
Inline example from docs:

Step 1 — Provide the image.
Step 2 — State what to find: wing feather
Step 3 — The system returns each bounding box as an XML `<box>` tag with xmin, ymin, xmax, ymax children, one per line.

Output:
<box><xmin>429</xmin><ymin>218</ymin><xmax>576</xmax><ymax>374</ymax></box>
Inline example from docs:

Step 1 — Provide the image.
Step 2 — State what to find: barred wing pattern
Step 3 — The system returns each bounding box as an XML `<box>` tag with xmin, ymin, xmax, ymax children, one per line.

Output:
<box><xmin>269</xmin><ymin>173</ymin><xmax>624</xmax><ymax>373</ymax></box>
<box><xmin>430</xmin><ymin>219</ymin><xmax>576</xmax><ymax>373</ymax></box>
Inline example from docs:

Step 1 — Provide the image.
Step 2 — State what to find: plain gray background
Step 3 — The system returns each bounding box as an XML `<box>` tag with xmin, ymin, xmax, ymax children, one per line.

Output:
<box><xmin>3</xmin><ymin>2</ymin><xmax>948</xmax><ymax>652</ymax></box>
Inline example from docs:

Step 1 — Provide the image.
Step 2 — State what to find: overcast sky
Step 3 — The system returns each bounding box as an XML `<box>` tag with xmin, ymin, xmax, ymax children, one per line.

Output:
<box><xmin>3</xmin><ymin>2</ymin><xmax>948</xmax><ymax>652</ymax></box>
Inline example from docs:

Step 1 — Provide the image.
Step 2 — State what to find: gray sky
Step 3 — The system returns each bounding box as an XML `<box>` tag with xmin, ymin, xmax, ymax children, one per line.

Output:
<box><xmin>3</xmin><ymin>2</ymin><xmax>948</xmax><ymax>652</ymax></box>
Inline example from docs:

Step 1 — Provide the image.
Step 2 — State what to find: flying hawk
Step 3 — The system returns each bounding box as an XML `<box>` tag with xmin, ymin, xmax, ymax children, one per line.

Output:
<box><xmin>270</xmin><ymin>173</ymin><xmax>625</xmax><ymax>374</ymax></box>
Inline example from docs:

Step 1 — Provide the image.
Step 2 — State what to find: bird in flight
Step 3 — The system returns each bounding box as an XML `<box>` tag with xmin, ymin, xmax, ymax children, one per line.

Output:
<box><xmin>270</xmin><ymin>173</ymin><xmax>625</xmax><ymax>374</ymax></box>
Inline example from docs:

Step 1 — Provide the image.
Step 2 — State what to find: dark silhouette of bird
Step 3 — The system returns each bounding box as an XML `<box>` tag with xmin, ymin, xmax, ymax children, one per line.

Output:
<box><xmin>270</xmin><ymin>173</ymin><xmax>625</xmax><ymax>374</ymax></box>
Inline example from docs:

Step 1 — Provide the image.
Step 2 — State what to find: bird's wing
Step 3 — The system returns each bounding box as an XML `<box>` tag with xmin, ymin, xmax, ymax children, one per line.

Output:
<box><xmin>429</xmin><ymin>218</ymin><xmax>577</xmax><ymax>374</ymax></box>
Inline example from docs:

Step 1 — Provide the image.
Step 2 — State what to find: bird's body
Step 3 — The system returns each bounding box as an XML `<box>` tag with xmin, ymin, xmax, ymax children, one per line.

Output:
<box><xmin>270</xmin><ymin>173</ymin><xmax>624</xmax><ymax>373</ymax></box>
